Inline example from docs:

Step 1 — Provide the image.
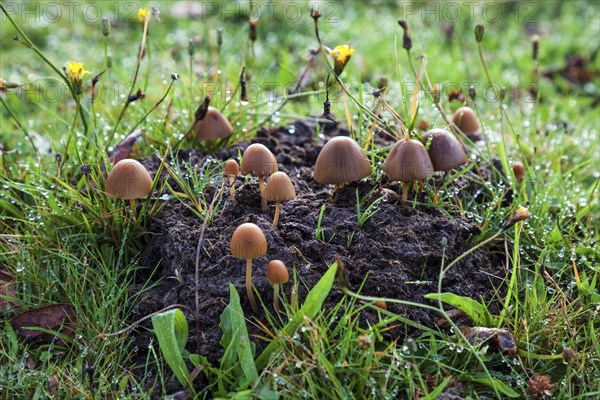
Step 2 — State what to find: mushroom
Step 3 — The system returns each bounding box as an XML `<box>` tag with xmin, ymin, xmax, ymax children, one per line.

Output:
<box><xmin>230</xmin><ymin>223</ymin><xmax>267</xmax><ymax>313</ymax></box>
<box><xmin>452</xmin><ymin>106</ymin><xmax>482</xmax><ymax>141</ymax></box>
<box><xmin>422</xmin><ymin>129</ymin><xmax>466</xmax><ymax>172</ymax></box>
<box><xmin>314</xmin><ymin>136</ymin><xmax>372</xmax><ymax>192</ymax></box>
<box><xmin>224</xmin><ymin>159</ymin><xmax>239</xmax><ymax>200</ymax></box>
<box><xmin>241</xmin><ymin>143</ymin><xmax>278</xmax><ymax>211</ymax></box>
<box><xmin>194</xmin><ymin>106</ymin><xmax>233</xmax><ymax>141</ymax></box>
<box><xmin>383</xmin><ymin>139</ymin><xmax>433</xmax><ymax>202</ymax></box>
<box><xmin>266</xmin><ymin>260</ymin><xmax>289</xmax><ymax>313</ymax></box>
<box><xmin>105</xmin><ymin>159</ymin><xmax>153</xmax><ymax>209</ymax></box>
<box><xmin>263</xmin><ymin>172</ymin><xmax>296</xmax><ymax>228</ymax></box>
<box><xmin>421</xmin><ymin>129</ymin><xmax>466</xmax><ymax>204</ymax></box>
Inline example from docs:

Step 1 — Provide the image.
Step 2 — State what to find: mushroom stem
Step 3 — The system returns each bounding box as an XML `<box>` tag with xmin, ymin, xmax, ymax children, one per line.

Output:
<box><xmin>259</xmin><ymin>175</ymin><xmax>267</xmax><ymax>211</ymax></box>
<box><xmin>402</xmin><ymin>182</ymin><xmax>410</xmax><ymax>203</ymax></box>
<box><xmin>273</xmin><ymin>201</ymin><xmax>281</xmax><ymax>228</ymax></box>
<box><xmin>273</xmin><ymin>283</ymin><xmax>280</xmax><ymax>313</ymax></box>
<box><xmin>246</xmin><ymin>258</ymin><xmax>258</xmax><ymax>313</ymax></box>
<box><xmin>334</xmin><ymin>183</ymin><xmax>340</xmax><ymax>192</ymax></box>
<box><xmin>228</xmin><ymin>175</ymin><xmax>235</xmax><ymax>200</ymax></box>
<box><xmin>129</xmin><ymin>199</ymin><xmax>137</xmax><ymax>220</ymax></box>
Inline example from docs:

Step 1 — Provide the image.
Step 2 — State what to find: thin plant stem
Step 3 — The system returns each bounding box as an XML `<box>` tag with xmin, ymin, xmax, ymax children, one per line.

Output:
<box><xmin>109</xmin><ymin>16</ymin><xmax>150</xmax><ymax>142</ymax></box>
<box><xmin>127</xmin><ymin>77</ymin><xmax>176</xmax><ymax>135</ymax></box>
<box><xmin>246</xmin><ymin>258</ymin><xmax>258</xmax><ymax>313</ymax></box>
<box><xmin>0</xmin><ymin>96</ymin><xmax>39</xmax><ymax>160</ymax></box>
<box><xmin>0</xmin><ymin>4</ymin><xmax>88</xmax><ymax>132</ymax></box>
<box><xmin>62</xmin><ymin>100</ymin><xmax>83</xmax><ymax>169</ymax></box>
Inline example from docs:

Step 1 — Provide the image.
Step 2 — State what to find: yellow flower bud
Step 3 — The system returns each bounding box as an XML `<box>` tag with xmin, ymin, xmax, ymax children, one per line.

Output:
<box><xmin>329</xmin><ymin>45</ymin><xmax>355</xmax><ymax>76</ymax></box>
<box><xmin>138</xmin><ymin>8</ymin><xmax>149</xmax><ymax>24</ymax></box>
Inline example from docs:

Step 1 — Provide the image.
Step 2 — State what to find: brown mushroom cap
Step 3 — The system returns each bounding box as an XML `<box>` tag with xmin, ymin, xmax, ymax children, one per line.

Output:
<box><xmin>266</xmin><ymin>260</ymin><xmax>289</xmax><ymax>284</ymax></box>
<box><xmin>452</xmin><ymin>106</ymin><xmax>480</xmax><ymax>135</ymax></box>
<box><xmin>105</xmin><ymin>159</ymin><xmax>153</xmax><ymax>200</ymax></box>
<box><xmin>263</xmin><ymin>172</ymin><xmax>296</xmax><ymax>202</ymax></box>
<box><xmin>383</xmin><ymin>139</ymin><xmax>434</xmax><ymax>181</ymax></box>
<box><xmin>224</xmin><ymin>159</ymin><xmax>239</xmax><ymax>176</ymax></box>
<box><xmin>314</xmin><ymin>136</ymin><xmax>372</xmax><ymax>185</ymax></box>
<box><xmin>241</xmin><ymin>143</ymin><xmax>279</xmax><ymax>177</ymax></box>
<box><xmin>422</xmin><ymin>129</ymin><xmax>467</xmax><ymax>171</ymax></box>
<box><xmin>230</xmin><ymin>223</ymin><xmax>267</xmax><ymax>259</ymax></box>
<box><xmin>194</xmin><ymin>106</ymin><xmax>234</xmax><ymax>141</ymax></box>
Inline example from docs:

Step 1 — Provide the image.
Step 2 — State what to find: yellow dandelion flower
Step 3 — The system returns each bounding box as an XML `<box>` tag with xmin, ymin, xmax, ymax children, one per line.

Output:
<box><xmin>138</xmin><ymin>8</ymin><xmax>149</xmax><ymax>24</ymax></box>
<box><xmin>329</xmin><ymin>45</ymin><xmax>355</xmax><ymax>75</ymax></box>
<box><xmin>65</xmin><ymin>60</ymin><xmax>91</xmax><ymax>95</ymax></box>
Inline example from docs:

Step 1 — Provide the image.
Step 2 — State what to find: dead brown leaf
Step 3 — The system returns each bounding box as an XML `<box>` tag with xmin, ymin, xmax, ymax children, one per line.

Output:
<box><xmin>10</xmin><ymin>304</ymin><xmax>77</xmax><ymax>343</ymax></box>
<box><xmin>0</xmin><ymin>270</ymin><xmax>18</xmax><ymax>312</ymax></box>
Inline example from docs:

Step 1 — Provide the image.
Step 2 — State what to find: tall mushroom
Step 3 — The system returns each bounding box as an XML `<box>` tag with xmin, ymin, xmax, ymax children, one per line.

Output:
<box><xmin>266</xmin><ymin>260</ymin><xmax>289</xmax><ymax>313</ymax></box>
<box><xmin>263</xmin><ymin>172</ymin><xmax>296</xmax><ymax>228</ymax></box>
<box><xmin>422</xmin><ymin>129</ymin><xmax>466</xmax><ymax>172</ymax></box>
<box><xmin>230</xmin><ymin>223</ymin><xmax>267</xmax><ymax>313</ymax></box>
<box><xmin>224</xmin><ymin>159</ymin><xmax>239</xmax><ymax>201</ymax></box>
<box><xmin>452</xmin><ymin>106</ymin><xmax>481</xmax><ymax>141</ymax></box>
<box><xmin>314</xmin><ymin>136</ymin><xmax>372</xmax><ymax>192</ymax></box>
<box><xmin>422</xmin><ymin>129</ymin><xmax>466</xmax><ymax>204</ymax></box>
<box><xmin>105</xmin><ymin>159</ymin><xmax>153</xmax><ymax>209</ymax></box>
<box><xmin>241</xmin><ymin>143</ymin><xmax>278</xmax><ymax>211</ymax></box>
<box><xmin>194</xmin><ymin>106</ymin><xmax>233</xmax><ymax>142</ymax></box>
<box><xmin>383</xmin><ymin>139</ymin><xmax>433</xmax><ymax>202</ymax></box>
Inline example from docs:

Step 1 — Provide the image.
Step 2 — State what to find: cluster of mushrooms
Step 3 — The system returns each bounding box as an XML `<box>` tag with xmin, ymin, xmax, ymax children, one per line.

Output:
<box><xmin>225</xmin><ymin>106</ymin><xmax>484</xmax><ymax>313</ymax></box>
<box><xmin>103</xmin><ymin>105</ymin><xmax>485</xmax><ymax>314</ymax></box>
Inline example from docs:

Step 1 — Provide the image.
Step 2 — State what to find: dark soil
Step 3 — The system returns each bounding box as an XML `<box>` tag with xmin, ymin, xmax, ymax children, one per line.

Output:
<box><xmin>130</xmin><ymin>121</ymin><xmax>506</xmax><ymax>391</ymax></box>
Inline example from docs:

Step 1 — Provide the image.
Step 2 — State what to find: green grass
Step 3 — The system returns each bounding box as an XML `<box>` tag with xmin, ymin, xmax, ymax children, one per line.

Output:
<box><xmin>1</xmin><ymin>1</ymin><xmax>599</xmax><ymax>398</ymax></box>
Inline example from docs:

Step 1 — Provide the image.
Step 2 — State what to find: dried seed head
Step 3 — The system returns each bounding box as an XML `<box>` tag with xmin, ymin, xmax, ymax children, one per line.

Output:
<box><xmin>475</xmin><ymin>24</ymin><xmax>484</xmax><ymax>42</ymax></box>
<box><xmin>217</xmin><ymin>28</ymin><xmax>223</xmax><ymax>50</ymax></box>
<box><xmin>562</xmin><ymin>347</ymin><xmax>574</xmax><ymax>363</ymax></box>
<box><xmin>188</xmin><ymin>39</ymin><xmax>195</xmax><ymax>56</ymax></box>
<box><xmin>469</xmin><ymin>85</ymin><xmax>476</xmax><ymax>101</ymax></box>
<box><xmin>101</xmin><ymin>17</ymin><xmax>110</xmax><ymax>36</ymax></box>
<box><xmin>512</xmin><ymin>161</ymin><xmax>525</xmax><ymax>183</ymax></box>
<box><xmin>249</xmin><ymin>18</ymin><xmax>258</xmax><ymax>42</ymax></box>
<box><xmin>358</xmin><ymin>334</ymin><xmax>371</xmax><ymax>350</ymax></box>
<box><xmin>532</xmin><ymin>34</ymin><xmax>540</xmax><ymax>60</ymax></box>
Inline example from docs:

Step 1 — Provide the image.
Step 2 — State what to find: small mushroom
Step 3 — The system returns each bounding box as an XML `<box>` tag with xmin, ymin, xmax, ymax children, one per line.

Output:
<box><xmin>452</xmin><ymin>106</ymin><xmax>482</xmax><ymax>141</ymax></box>
<box><xmin>224</xmin><ymin>159</ymin><xmax>239</xmax><ymax>200</ymax></box>
<box><xmin>383</xmin><ymin>139</ymin><xmax>433</xmax><ymax>202</ymax></box>
<box><xmin>263</xmin><ymin>172</ymin><xmax>296</xmax><ymax>228</ymax></box>
<box><xmin>194</xmin><ymin>106</ymin><xmax>233</xmax><ymax>141</ymax></box>
<box><xmin>230</xmin><ymin>223</ymin><xmax>267</xmax><ymax>313</ymax></box>
<box><xmin>266</xmin><ymin>260</ymin><xmax>289</xmax><ymax>313</ymax></box>
<box><xmin>314</xmin><ymin>136</ymin><xmax>372</xmax><ymax>192</ymax></box>
<box><xmin>105</xmin><ymin>159</ymin><xmax>153</xmax><ymax>209</ymax></box>
<box><xmin>241</xmin><ymin>143</ymin><xmax>278</xmax><ymax>211</ymax></box>
<box><xmin>422</xmin><ymin>129</ymin><xmax>466</xmax><ymax>172</ymax></box>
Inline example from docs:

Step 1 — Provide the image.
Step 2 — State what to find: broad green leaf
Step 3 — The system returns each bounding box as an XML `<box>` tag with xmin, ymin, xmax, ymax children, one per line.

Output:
<box><xmin>424</xmin><ymin>292</ymin><xmax>497</xmax><ymax>326</ymax></box>
<box><xmin>151</xmin><ymin>309</ymin><xmax>190</xmax><ymax>388</ymax></box>
<box><xmin>255</xmin><ymin>262</ymin><xmax>338</xmax><ymax>370</ymax></box>
<box><xmin>219</xmin><ymin>284</ymin><xmax>258</xmax><ymax>387</ymax></box>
